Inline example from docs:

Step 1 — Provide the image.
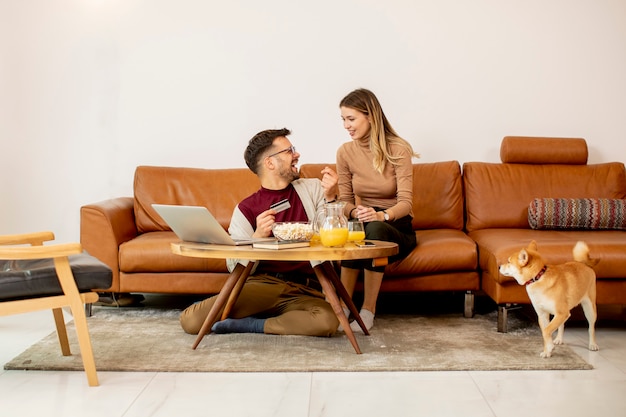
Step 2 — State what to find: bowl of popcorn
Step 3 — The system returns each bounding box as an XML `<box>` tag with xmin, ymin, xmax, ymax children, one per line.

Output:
<box><xmin>272</xmin><ymin>222</ymin><xmax>314</xmax><ymax>241</ymax></box>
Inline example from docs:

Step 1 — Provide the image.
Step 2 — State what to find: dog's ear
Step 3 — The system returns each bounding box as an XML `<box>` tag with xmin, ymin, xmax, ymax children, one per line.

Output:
<box><xmin>528</xmin><ymin>240</ymin><xmax>538</xmax><ymax>251</ymax></box>
<box><xmin>518</xmin><ymin>249</ymin><xmax>530</xmax><ymax>267</ymax></box>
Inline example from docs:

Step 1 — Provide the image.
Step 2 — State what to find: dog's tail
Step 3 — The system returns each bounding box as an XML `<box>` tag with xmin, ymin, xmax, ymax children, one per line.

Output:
<box><xmin>573</xmin><ymin>241</ymin><xmax>599</xmax><ymax>267</ymax></box>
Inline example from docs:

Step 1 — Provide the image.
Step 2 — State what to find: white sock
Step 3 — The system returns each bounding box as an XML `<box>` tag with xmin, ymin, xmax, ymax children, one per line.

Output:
<box><xmin>350</xmin><ymin>309</ymin><xmax>374</xmax><ymax>333</ymax></box>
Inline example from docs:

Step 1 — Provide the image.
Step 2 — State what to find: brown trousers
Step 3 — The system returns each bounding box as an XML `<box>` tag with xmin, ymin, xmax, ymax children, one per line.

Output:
<box><xmin>179</xmin><ymin>274</ymin><xmax>339</xmax><ymax>336</ymax></box>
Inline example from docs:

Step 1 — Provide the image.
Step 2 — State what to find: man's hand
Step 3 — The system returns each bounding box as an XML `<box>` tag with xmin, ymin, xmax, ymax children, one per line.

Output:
<box><xmin>320</xmin><ymin>166</ymin><xmax>339</xmax><ymax>200</ymax></box>
<box><xmin>254</xmin><ymin>209</ymin><xmax>276</xmax><ymax>238</ymax></box>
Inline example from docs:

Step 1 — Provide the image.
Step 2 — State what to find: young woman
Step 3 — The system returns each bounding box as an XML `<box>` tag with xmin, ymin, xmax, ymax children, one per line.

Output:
<box><xmin>336</xmin><ymin>88</ymin><xmax>420</xmax><ymax>332</ymax></box>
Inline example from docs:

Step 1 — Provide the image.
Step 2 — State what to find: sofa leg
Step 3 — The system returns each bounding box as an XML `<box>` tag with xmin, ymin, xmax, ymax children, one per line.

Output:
<box><xmin>497</xmin><ymin>305</ymin><xmax>509</xmax><ymax>333</ymax></box>
<box><xmin>497</xmin><ymin>303</ymin><xmax>523</xmax><ymax>333</ymax></box>
<box><xmin>464</xmin><ymin>291</ymin><xmax>475</xmax><ymax>318</ymax></box>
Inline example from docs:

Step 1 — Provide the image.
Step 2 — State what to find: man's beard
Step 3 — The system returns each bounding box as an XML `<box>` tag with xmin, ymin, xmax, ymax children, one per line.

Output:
<box><xmin>279</xmin><ymin>163</ymin><xmax>300</xmax><ymax>182</ymax></box>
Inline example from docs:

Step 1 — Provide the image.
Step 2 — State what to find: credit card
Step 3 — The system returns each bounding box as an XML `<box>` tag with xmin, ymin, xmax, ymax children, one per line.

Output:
<box><xmin>270</xmin><ymin>198</ymin><xmax>291</xmax><ymax>213</ymax></box>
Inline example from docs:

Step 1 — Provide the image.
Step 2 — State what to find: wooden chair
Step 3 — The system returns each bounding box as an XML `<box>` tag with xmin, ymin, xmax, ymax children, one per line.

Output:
<box><xmin>0</xmin><ymin>231</ymin><xmax>112</xmax><ymax>386</ymax></box>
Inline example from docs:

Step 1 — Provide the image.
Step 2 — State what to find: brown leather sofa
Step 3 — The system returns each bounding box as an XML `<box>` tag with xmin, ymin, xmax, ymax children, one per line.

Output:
<box><xmin>80</xmin><ymin>161</ymin><xmax>479</xmax><ymax>315</ymax></box>
<box><xmin>463</xmin><ymin>136</ymin><xmax>626</xmax><ymax>331</ymax></box>
<box><xmin>80</xmin><ymin>137</ymin><xmax>626</xmax><ymax>331</ymax></box>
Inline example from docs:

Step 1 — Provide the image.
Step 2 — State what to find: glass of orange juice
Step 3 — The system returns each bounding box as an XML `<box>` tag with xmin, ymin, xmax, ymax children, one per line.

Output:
<box><xmin>347</xmin><ymin>220</ymin><xmax>366</xmax><ymax>243</ymax></box>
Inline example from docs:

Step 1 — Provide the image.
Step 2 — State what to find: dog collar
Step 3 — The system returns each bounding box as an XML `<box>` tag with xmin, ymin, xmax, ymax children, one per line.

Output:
<box><xmin>525</xmin><ymin>265</ymin><xmax>547</xmax><ymax>286</ymax></box>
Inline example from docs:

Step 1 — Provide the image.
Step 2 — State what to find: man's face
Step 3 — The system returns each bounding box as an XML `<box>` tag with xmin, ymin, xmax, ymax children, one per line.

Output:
<box><xmin>268</xmin><ymin>136</ymin><xmax>300</xmax><ymax>182</ymax></box>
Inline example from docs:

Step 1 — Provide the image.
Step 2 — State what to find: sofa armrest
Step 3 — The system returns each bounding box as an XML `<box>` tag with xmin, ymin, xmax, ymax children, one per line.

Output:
<box><xmin>80</xmin><ymin>197</ymin><xmax>137</xmax><ymax>291</ymax></box>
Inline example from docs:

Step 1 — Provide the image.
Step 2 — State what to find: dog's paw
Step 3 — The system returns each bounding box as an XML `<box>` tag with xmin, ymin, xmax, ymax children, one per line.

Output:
<box><xmin>540</xmin><ymin>343</ymin><xmax>554</xmax><ymax>358</ymax></box>
<box><xmin>589</xmin><ymin>343</ymin><xmax>599</xmax><ymax>351</ymax></box>
<box><xmin>553</xmin><ymin>337</ymin><xmax>563</xmax><ymax>345</ymax></box>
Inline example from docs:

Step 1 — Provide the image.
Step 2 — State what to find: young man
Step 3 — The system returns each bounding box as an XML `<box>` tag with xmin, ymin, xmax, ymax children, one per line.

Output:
<box><xmin>179</xmin><ymin>128</ymin><xmax>340</xmax><ymax>336</ymax></box>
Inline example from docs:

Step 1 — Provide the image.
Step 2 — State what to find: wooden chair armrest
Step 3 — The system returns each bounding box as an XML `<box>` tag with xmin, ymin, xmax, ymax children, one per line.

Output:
<box><xmin>0</xmin><ymin>231</ymin><xmax>55</xmax><ymax>246</ymax></box>
<box><xmin>0</xmin><ymin>242</ymin><xmax>83</xmax><ymax>260</ymax></box>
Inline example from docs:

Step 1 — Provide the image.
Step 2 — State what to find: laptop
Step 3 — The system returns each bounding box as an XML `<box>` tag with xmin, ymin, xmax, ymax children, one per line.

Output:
<box><xmin>152</xmin><ymin>204</ymin><xmax>255</xmax><ymax>245</ymax></box>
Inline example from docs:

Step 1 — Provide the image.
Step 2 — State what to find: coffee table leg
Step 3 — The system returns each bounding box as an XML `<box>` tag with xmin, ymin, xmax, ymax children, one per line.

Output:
<box><xmin>221</xmin><ymin>261</ymin><xmax>255</xmax><ymax>320</ymax></box>
<box><xmin>321</xmin><ymin>261</ymin><xmax>370</xmax><ymax>336</ymax></box>
<box><xmin>314</xmin><ymin>262</ymin><xmax>362</xmax><ymax>354</ymax></box>
<box><xmin>192</xmin><ymin>262</ymin><xmax>252</xmax><ymax>350</ymax></box>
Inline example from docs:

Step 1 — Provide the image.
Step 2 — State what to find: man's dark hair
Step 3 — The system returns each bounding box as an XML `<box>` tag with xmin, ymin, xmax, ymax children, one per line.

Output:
<box><xmin>244</xmin><ymin>128</ymin><xmax>291</xmax><ymax>174</ymax></box>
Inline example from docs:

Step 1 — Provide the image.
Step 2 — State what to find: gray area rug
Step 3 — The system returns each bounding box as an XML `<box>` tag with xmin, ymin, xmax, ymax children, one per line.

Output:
<box><xmin>5</xmin><ymin>306</ymin><xmax>592</xmax><ymax>372</ymax></box>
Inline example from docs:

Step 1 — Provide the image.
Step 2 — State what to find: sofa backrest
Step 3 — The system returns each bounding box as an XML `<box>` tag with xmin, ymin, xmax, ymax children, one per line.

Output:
<box><xmin>134</xmin><ymin>165</ymin><xmax>260</xmax><ymax>234</ymax></box>
<box><xmin>300</xmin><ymin>161</ymin><xmax>465</xmax><ymax>230</ymax></box>
<box><xmin>463</xmin><ymin>137</ymin><xmax>626</xmax><ymax>233</ymax></box>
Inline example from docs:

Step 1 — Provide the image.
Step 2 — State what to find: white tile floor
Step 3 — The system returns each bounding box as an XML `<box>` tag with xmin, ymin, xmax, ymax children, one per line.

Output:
<box><xmin>1</xmin><ymin>296</ymin><xmax>625</xmax><ymax>417</ymax></box>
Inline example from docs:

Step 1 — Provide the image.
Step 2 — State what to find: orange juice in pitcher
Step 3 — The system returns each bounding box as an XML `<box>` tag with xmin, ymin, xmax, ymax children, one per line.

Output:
<box><xmin>320</xmin><ymin>227</ymin><xmax>349</xmax><ymax>247</ymax></box>
<box><xmin>316</xmin><ymin>202</ymin><xmax>349</xmax><ymax>247</ymax></box>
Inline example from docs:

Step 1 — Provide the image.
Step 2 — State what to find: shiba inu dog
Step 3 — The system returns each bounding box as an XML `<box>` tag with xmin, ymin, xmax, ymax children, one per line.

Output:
<box><xmin>499</xmin><ymin>240</ymin><xmax>599</xmax><ymax>358</ymax></box>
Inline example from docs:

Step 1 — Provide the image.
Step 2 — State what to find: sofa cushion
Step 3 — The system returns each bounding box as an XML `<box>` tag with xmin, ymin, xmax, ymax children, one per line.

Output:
<box><xmin>133</xmin><ymin>166</ymin><xmax>260</xmax><ymax>234</ymax></box>
<box><xmin>119</xmin><ymin>232</ymin><xmax>227</xmax><ymax>273</ymax></box>
<box><xmin>0</xmin><ymin>253</ymin><xmax>112</xmax><ymax>301</ymax></box>
<box><xmin>410</xmin><ymin>161</ymin><xmax>465</xmax><ymax>230</ymax></box>
<box><xmin>469</xmin><ymin>228</ymin><xmax>626</xmax><ymax>282</ymax></box>
<box><xmin>385</xmin><ymin>229</ymin><xmax>477</xmax><ymax>276</ymax></box>
<box><xmin>528</xmin><ymin>198</ymin><xmax>626</xmax><ymax>230</ymax></box>
<box><xmin>500</xmin><ymin>136</ymin><xmax>588</xmax><ymax>165</ymax></box>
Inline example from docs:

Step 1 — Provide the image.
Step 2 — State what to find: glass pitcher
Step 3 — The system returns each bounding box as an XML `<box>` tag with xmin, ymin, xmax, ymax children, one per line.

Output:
<box><xmin>316</xmin><ymin>201</ymin><xmax>349</xmax><ymax>247</ymax></box>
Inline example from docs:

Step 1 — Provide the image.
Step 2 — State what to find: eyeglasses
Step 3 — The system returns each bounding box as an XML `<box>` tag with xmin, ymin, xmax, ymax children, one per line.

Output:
<box><xmin>266</xmin><ymin>145</ymin><xmax>296</xmax><ymax>158</ymax></box>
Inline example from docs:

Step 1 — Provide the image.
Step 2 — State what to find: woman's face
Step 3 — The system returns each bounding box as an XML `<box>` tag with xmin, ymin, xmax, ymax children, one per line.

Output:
<box><xmin>340</xmin><ymin>106</ymin><xmax>370</xmax><ymax>141</ymax></box>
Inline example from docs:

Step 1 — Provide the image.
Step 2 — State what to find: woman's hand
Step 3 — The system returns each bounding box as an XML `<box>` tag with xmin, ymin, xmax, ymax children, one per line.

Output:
<box><xmin>354</xmin><ymin>205</ymin><xmax>381</xmax><ymax>222</ymax></box>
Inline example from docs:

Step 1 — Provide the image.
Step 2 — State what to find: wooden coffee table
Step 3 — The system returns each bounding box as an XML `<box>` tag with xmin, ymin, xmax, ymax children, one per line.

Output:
<box><xmin>171</xmin><ymin>240</ymin><xmax>398</xmax><ymax>354</ymax></box>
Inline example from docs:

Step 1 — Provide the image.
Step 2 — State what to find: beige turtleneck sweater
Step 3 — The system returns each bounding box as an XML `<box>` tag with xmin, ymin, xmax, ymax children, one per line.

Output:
<box><xmin>336</xmin><ymin>138</ymin><xmax>414</xmax><ymax>220</ymax></box>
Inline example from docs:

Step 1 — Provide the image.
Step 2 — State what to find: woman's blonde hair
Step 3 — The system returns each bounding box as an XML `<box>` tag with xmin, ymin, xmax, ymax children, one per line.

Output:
<box><xmin>340</xmin><ymin>88</ymin><xmax>419</xmax><ymax>173</ymax></box>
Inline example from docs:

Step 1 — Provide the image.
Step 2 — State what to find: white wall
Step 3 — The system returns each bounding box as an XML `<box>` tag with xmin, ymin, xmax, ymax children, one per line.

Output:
<box><xmin>2</xmin><ymin>0</ymin><xmax>626</xmax><ymax>243</ymax></box>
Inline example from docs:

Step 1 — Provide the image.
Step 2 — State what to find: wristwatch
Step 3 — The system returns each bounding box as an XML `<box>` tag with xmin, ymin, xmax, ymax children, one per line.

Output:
<box><xmin>383</xmin><ymin>211</ymin><xmax>390</xmax><ymax>221</ymax></box>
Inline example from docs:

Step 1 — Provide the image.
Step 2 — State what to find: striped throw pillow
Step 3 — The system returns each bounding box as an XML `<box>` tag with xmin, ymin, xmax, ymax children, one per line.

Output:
<box><xmin>528</xmin><ymin>198</ymin><xmax>626</xmax><ymax>230</ymax></box>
